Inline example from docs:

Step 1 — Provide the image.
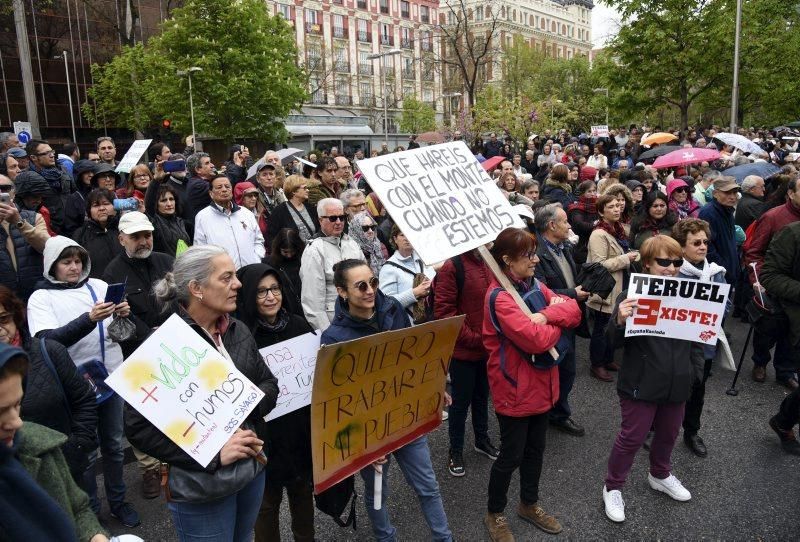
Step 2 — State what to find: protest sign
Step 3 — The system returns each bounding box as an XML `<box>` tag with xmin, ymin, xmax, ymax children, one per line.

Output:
<box><xmin>310</xmin><ymin>316</ymin><xmax>464</xmax><ymax>494</ymax></box>
<box><xmin>356</xmin><ymin>141</ymin><xmax>524</xmax><ymax>265</ymax></box>
<box><xmin>624</xmin><ymin>273</ymin><xmax>730</xmax><ymax>345</ymax></box>
<box><xmin>259</xmin><ymin>332</ymin><xmax>321</xmax><ymax>422</ymax></box>
<box><xmin>115</xmin><ymin>139</ymin><xmax>153</xmax><ymax>173</ymax></box>
<box><xmin>591</xmin><ymin>125</ymin><xmax>609</xmax><ymax>138</ymax></box>
<box><xmin>106</xmin><ymin>314</ymin><xmax>265</xmax><ymax>467</ymax></box>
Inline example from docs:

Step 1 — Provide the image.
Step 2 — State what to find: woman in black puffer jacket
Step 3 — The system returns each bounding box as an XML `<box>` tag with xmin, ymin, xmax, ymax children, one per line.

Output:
<box><xmin>70</xmin><ymin>188</ymin><xmax>123</xmax><ymax>278</ymax></box>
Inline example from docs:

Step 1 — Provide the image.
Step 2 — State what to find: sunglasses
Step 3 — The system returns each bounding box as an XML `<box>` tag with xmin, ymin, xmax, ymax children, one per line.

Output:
<box><xmin>654</xmin><ymin>257</ymin><xmax>684</xmax><ymax>268</ymax></box>
<box><xmin>322</xmin><ymin>215</ymin><xmax>346</xmax><ymax>222</ymax></box>
<box><xmin>673</xmin><ymin>187</ymin><xmax>688</xmax><ymax>193</ymax></box>
<box><xmin>352</xmin><ymin>276</ymin><xmax>379</xmax><ymax>293</ymax></box>
<box><xmin>690</xmin><ymin>239</ymin><xmax>709</xmax><ymax>247</ymax></box>
<box><xmin>0</xmin><ymin>185</ymin><xmax>14</xmax><ymax>192</ymax></box>
<box><xmin>361</xmin><ymin>224</ymin><xmax>376</xmax><ymax>232</ymax></box>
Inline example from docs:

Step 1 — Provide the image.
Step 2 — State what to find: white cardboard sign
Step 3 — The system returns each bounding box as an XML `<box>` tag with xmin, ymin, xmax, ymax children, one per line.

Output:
<box><xmin>106</xmin><ymin>314</ymin><xmax>265</xmax><ymax>467</ymax></box>
<box><xmin>624</xmin><ymin>273</ymin><xmax>730</xmax><ymax>345</ymax></box>
<box><xmin>115</xmin><ymin>139</ymin><xmax>153</xmax><ymax>173</ymax></box>
<box><xmin>259</xmin><ymin>332</ymin><xmax>321</xmax><ymax>421</ymax></box>
<box><xmin>356</xmin><ymin>141</ymin><xmax>524</xmax><ymax>265</ymax></box>
<box><xmin>591</xmin><ymin>125</ymin><xmax>609</xmax><ymax>138</ymax></box>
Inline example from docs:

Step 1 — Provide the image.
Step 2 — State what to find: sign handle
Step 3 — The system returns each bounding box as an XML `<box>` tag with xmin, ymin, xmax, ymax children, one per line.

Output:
<box><xmin>373</xmin><ymin>465</ymin><xmax>382</xmax><ymax>510</ymax></box>
<box><xmin>477</xmin><ymin>246</ymin><xmax>560</xmax><ymax>359</ymax></box>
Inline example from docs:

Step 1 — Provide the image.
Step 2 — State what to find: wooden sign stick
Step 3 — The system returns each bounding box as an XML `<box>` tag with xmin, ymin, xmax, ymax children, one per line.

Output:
<box><xmin>477</xmin><ymin>245</ymin><xmax>559</xmax><ymax>359</ymax></box>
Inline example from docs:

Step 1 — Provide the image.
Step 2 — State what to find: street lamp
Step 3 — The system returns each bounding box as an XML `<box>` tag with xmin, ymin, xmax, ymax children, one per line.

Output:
<box><xmin>442</xmin><ymin>92</ymin><xmax>461</xmax><ymax>127</ymax></box>
<box><xmin>367</xmin><ymin>49</ymin><xmax>402</xmax><ymax>145</ymax></box>
<box><xmin>177</xmin><ymin>66</ymin><xmax>203</xmax><ymax>152</ymax></box>
<box><xmin>55</xmin><ymin>51</ymin><xmax>77</xmax><ymax>143</ymax></box>
<box><xmin>730</xmin><ymin>0</ymin><xmax>742</xmax><ymax>132</ymax></box>
<box><xmin>550</xmin><ymin>99</ymin><xmax>563</xmax><ymax>129</ymax></box>
<box><xmin>593</xmin><ymin>87</ymin><xmax>609</xmax><ymax>126</ymax></box>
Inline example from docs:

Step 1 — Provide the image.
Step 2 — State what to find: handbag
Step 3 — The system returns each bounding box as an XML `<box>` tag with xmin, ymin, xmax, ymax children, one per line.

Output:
<box><xmin>164</xmin><ymin>455</ymin><xmax>265</xmax><ymax>503</ymax></box>
<box><xmin>79</xmin><ymin>283</ymin><xmax>115</xmax><ymax>404</ymax></box>
<box><xmin>314</xmin><ymin>475</ymin><xmax>357</xmax><ymax>529</ymax></box>
<box><xmin>575</xmin><ymin>262</ymin><xmax>616</xmax><ymax>300</ymax></box>
<box><xmin>107</xmin><ymin>315</ymin><xmax>137</xmax><ymax>342</ymax></box>
<box><xmin>384</xmin><ymin>261</ymin><xmax>431</xmax><ymax>324</ymax></box>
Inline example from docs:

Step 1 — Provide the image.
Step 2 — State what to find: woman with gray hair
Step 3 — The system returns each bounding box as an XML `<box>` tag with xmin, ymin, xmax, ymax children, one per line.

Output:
<box><xmin>125</xmin><ymin>244</ymin><xmax>279</xmax><ymax>542</ymax></box>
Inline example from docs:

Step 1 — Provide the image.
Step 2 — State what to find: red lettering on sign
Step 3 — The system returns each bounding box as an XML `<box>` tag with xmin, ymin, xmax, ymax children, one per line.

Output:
<box><xmin>633</xmin><ymin>299</ymin><xmax>661</xmax><ymax>325</ymax></box>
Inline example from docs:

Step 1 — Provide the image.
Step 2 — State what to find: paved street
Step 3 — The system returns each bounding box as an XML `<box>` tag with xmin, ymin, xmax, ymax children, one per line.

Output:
<box><xmin>100</xmin><ymin>316</ymin><xmax>799</xmax><ymax>541</ymax></box>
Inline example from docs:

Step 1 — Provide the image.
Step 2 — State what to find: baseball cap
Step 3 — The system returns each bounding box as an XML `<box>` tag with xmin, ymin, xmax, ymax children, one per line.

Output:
<box><xmin>713</xmin><ymin>177</ymin><xmax>740</xmax><ymax>192</ymax></box>
<box><xmin>8</xmin><ymin>148</ymin><xmax>27</xmax><ymax>159</ymax></box>
<box><xmin>118</xmin><ymin>211</ymin><xmax>154</xmax><ymax>234</ymax></box>
<box><xmin>256</xmin><ymin>162</ymin><xmax>276</xmax><ymax>172</ymax></box>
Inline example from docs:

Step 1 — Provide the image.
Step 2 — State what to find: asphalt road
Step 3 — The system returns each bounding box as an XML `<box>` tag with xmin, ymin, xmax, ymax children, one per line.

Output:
<box><xmin>99</xmin><ymin>316</ymin><xmax>799</xmax><ymax>541</ymax></box>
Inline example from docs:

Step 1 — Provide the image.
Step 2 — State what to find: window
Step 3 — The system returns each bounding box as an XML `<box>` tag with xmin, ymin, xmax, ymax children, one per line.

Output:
<box><xmin>401</xmin><ymin>27</ymin><xmax>412</xmax><ymax>48</ymax></box>
<box><xmin>420</xmin><ymin>5</ymin><xmax>429</xmax><ymax>23</ymax></box>
<box><xmin>305</xmin><ymin>9</ymin><xmax>321</xmax><ymax>33</ymax></box>
<box><xmin>359</xmin><ymin>51</ymin><xmax>372</xmax><ymax>74</ymax></box>
<box><xmin>380</xmin><ymin>23</ymin><xmax>393</xmax><ymax>45</ymax></box>
<box><xmin>403</xmin><ymin>85</ymin><xmax>414</xmax><ymax>98</ymax></box>
<box><xmin>421</xmin><ymin>30</ymin><xmax>431</xmax><ymax>51</ymax></box>
<box><xmin>402</xmin><ymin>56</ymin><xmax>414</xmax><ymax>77</ymax></box>
<box><xmin>335</xmin><ymin>78</ymin><xmax>351</xmax><ymax>105</ymax></box>
<box><xmin>276</xmin><ymin>4</ymin><xmax>292</xmax><ymax>20</ymax></box>
<box><xmin>333</xmin><ymin>14</ymin><xmax>347</xmax><ymax>38</ymax></box>
<box><xmin>357</xmin><ymin>18</ymin><xmax>370</xmax><ymax>42</ymax></box>
<box><xmin>422</xmin><ymin>88</ymin><xmax>433</xmax><ymax>103</ymax></box>
<box><xmin>476</xmin><ymin>6</ymin><xmax>483</xmax><ymax>21</ymax></box>
<box><xmin>359</xmin><ymin>82</ymin><xmax>373</xmax><ymax>106</ymax></box>
<box><xmin>357</xmin><ymin>0</ymin><xmax>367</xmax><ymax>7</ymax></box>
<box><xmin>334</xmin><ymin>47</ymin><xmax>348</xmax><ymax>72</ymax></box>
<box><xmin>401</xmin><ymin>0</ymin><xmax>409</xmax><ymax>18</ymax></box>
<box><xmin>380</xmin><ymin>0</ymin><xmax>389</xmax><ymax>14</ymax></box>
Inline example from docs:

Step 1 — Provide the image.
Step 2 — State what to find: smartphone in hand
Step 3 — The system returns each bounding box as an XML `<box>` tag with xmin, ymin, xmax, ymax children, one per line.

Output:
<box><xmin>105</xmin><ymin>282</ymin><xmax>126</xmax><ymax>305</ymax></box>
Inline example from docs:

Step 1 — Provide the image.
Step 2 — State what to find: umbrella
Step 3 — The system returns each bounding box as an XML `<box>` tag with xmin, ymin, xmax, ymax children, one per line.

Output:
<box><xmin>277</xmin><ymin>147</ymin><xmax>304</xmax><ymax>164</ymax></box>
<box><xmin>641</xmin><ymin>132</ymin><xmax>678</xmax><ymax>146</ymax></box>
<box><xmin>713</xmin><ymin>133</ymin><xmax>766</xmax><ymax>156</ymax></box>
<box><xmin>722</xmin><ymin>162</ymin><xmax>781</xmax><ymax>184</ymax></box>
<box><xmin>481</xmin><ymin>155</ymin><xmax>505</xmax><ymax>172</ymax></box>
<box><xmin>637</xmin><ymin>145</ymin><xmax>682</xmax><ymax>162</ymax></box>
<box><xmin>417</xmin><ymin>131</ymin><xmax>445</xmax><ymax>144</ymax></box>
<box><xmin>653</xmin><ymin>148</ymin><xmax>720</xmax><ymax>169</ymax></box>
<box><xmin>786</xmin><ymin>121</ymin><xmax>800</xmax><ymax>128</ymax></box>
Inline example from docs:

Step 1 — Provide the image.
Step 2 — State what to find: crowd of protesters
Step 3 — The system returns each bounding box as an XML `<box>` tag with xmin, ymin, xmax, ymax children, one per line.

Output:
<box><xmin>0</xmin><ymin>123</ymin><xmax>799</xmax><ymax>542</ymax></box>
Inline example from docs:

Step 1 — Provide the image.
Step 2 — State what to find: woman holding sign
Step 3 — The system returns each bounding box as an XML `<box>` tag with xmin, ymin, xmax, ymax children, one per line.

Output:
<box><xmin>236</xmin><ymin>263</ymin><xmax>315</xmax><ymax>542</ymax></box>
<box><xmin>601</xmin><ymin>235</ymin><xmax>705</xmax><ymax>523</ymax></box>
<box><xmin>322</xmin><ymin>259</ymin><xmax>454</xmax><ymax>542</ymax></box>
<box><xmin>126</xmin><ymin>245</ymin><xmax>279</xmax><ymax>542</ymax></box>
<box><xmin>482</xmin><ymin>227</ymin><xmax>581</xmax><ymax>541</ymax></box>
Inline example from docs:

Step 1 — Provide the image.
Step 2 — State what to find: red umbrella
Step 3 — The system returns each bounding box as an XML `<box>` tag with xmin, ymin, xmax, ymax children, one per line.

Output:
<box><xmin>653</xmin><ymin>148</ymin><xmax>720</xmax><ymax>169</ymax></box>
<box><xmin>416</xmin><ymin>131</ymin><xmax>445</xmax><ymax>144</ymax></box>
<box><xmin>481</xmin><ymin>155</ymin><xmax>505</xmax><ymax>172</ymax></box>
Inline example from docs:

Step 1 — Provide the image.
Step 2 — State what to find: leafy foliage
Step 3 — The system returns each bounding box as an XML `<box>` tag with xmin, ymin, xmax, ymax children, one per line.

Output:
<box><xmin>398</xmin><ymin>98</ymin><xmax>436</xmax><ymax>134</ymax></box>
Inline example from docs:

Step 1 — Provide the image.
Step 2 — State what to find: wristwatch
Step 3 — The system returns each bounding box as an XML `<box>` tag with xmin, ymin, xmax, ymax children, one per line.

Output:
<box><xmin>15</xmin><ymin>220</ymin><xmax>23</xmax><ymax>229</ymax></box>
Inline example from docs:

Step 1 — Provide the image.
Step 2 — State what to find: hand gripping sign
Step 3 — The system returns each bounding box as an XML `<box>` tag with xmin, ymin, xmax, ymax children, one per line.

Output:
<box><xmin>356</xmin><ymin>141</ymin><xmax>525</xmax><ymax>266</ymax></box>
<box><xmin>624</xmin><ymin>273</ymin><xmax>730</xmax><ymax>345</ymax></box>
<box><xmin>106</xmin><ymin>314</ymin><xmax>265</xmax><ymax>467</ymax></box>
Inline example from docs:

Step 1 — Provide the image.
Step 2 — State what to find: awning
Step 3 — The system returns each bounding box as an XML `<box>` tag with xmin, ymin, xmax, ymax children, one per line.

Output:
<box><xmin>285</xmin><ymin>124</ymin><xmax>374</xmax><ymax>137</ymax></box>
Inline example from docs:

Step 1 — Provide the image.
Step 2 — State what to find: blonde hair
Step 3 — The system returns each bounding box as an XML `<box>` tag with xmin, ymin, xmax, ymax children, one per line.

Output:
<box><xmin>283</xmin><ymin>174</ymin><xmax>307</xmax><ymax>198</ymax></box>
<box><xmin>640</xmin><ymin>235</ymin><xmax>682</xmax><ymax>268</ymax></box>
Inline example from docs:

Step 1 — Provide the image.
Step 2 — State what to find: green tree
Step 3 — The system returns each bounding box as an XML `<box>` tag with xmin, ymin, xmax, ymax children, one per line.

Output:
<box><xmin>398</xmin><ymin>98</ymin><xmax>436</xmax><ymax>134</ymax></box>
<box><xmin>84</xmin><ymin>0</ymin><xmax>307</xmax><ymax>142</ymax></box>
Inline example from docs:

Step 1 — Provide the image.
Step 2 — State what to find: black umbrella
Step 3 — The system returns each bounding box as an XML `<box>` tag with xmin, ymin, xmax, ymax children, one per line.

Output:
<box><xmin>637</xmin><ymin>145</ymin><xmax>682</xmax><ymax>162</ymax></box>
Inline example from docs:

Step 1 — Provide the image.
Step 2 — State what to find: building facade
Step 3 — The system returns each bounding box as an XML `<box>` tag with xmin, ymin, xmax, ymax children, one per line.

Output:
<box><xmin>268</xmin><ymin>0</ymin><xmax>442</xmax><ymax>135</ymax></box>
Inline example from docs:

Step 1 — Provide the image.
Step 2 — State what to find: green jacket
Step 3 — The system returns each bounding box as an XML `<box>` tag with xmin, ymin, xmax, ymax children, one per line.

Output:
<box><xmin>16</xmin><ymin>422</ymin><xmax>107</xmax><ymax>542</ymax></box>
<box><xmin>761</xmin><ymin>221</ymin><xmax>800</xmax><ymax>350</ymax></box>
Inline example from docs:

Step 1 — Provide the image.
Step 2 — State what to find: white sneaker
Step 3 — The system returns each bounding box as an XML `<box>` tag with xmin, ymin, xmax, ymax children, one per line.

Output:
<box><xmin>648</xmin><ymin>473</ymin><xmax>691</xmax><ymax>502</ymax></box>
<box><xmin>442</xmin><ymin>411</ymin><xmax>449</xmax><ymax>421</ymax></box>
<box><xmin>602</xmin><ymin>485</ymin><xmax>625</xmax><ymax>522</ymax></box>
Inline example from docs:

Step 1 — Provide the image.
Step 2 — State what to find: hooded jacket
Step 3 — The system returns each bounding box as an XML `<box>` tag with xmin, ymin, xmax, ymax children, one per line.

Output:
<box><xmin>299</xmin><ymin>233</ymin><xmax>365</xmax><ymax>331</ymax></box>
<box><xmin>26</xmin><ymin>236</ymin><xmax>125</xmax><ymax>372</ymax></box>
<box><xmin>71</xmin><ymin>215</ymin><xmax>124</xmax><ymax>279</ymax></box>
<box><xmin>699</xmin><ymin>199</ymin><xmax>739</xmax><ymax>283</ymax></box>
<box><xmin>0</xmin><ymin>205</ymin><xmax>46</xmax><ymax>301</ymax></box>
<box><xmin>320</xmin><ymin>289</ymin><xmax>410</xmax><ymax>345</ymax></box>
<box><xmin>63</xmin><ymin>160</ymin><xmax>96</xmax><ymax>236</ymax></box>
<box><xmin>24</xmin><ymin>166</ymin><xmax>75</xmax><ymax>235</ymax></box>
<box><xmin>193</xmin><ymin>201</ymin><xmax>266</xmax><ymax>269</ymax></box>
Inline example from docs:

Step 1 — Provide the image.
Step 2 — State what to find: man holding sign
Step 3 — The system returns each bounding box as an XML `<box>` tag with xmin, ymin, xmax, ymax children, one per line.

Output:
<box><xmin>602</xmin><ymin>236</ymin><xmax>706</xmax><ymax>524</ymax></box>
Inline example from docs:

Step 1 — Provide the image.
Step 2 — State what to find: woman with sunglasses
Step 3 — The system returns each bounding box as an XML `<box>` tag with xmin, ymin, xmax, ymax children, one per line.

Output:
<box><xmin>601</xmin><ymin>235</ymin><xmax>705</xmax><ymax>523</ymax></box>
<box><xmin>236</xmin><ymin>263</ymin><xmax>314</xmax><ymax>542</ymax></box>
<box><xmin>321</xmin><ymin>258</ymin><xmax>454</xmax><ymax>542</ymax></box>
<box><xmin>348</xmin><ymin>211</ymin><xmax>387</xmax><ymax>276</ymax></box>
<box><xmin>672</xmin><ymin>218</ymin><xmax>729</xmax><ymax>458</ymax></box>
<box><xmin>666</xmin><ymin>178</ymin><xmax>700</xmax><ymax>220</ymax></box>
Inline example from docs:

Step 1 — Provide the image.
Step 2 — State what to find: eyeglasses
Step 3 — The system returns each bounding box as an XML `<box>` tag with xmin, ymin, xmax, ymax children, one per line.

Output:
<box><xmin>321</xmin><ymin>215</ymin><xmax>346</xmax><ymax>222</ymax></box>
<box><xmin>349</xmin><ymin>203</ymin><xmax>367</xmax><ymax>210</ymax></box>
<box><xmin>690</xmin><ymin>239</ymin><xmax>709</xmax><ymax>247</ymax></box>
<box><xmin>0</xmin><ymin>185</ymin><xmax>14</xmax><ymax>192</ymax></box>
<box><xmin>33</xmin><ymin>149</ymin><xmax>54</xmax><ymax>157</ymax></box>
<box><xmin>673</xmin><ymin>187</ymin><xmax>688</xmax><ymax>193</ymax></box>
<box><xmin>0</xmin><ymin>313</ymin><xmax>14</xmax><ymax>325</ymax></box>
<box><xmin>654</xmin><ymin>257</ymin><xmax>684</xmax><ymax>268</ymax></box>
<box><xmin>352</xmin><ymin>276</ymin><xmax>379</xmax><ymax>293</ymax></box>
<box><xmin>361</xmin><ymin>224</ymin><xmax>377</xmax><ymax>232</ymax></box>
<box><xmin>256</xmin><ymin>286</ymin><xmax>282</xmax><ymax>299</ymax></box>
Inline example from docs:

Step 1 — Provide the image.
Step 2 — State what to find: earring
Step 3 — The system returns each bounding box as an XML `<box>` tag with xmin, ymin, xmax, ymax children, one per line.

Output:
<box><xmin>198</xmin><ymin>294</ymin><xmax>203</xmax><ymax>301</ymax></box>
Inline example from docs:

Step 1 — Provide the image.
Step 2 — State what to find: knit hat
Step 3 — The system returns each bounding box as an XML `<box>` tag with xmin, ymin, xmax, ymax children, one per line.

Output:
<box><xmin>14</xmin><ymin>171</ymin><xmax>52</xmax><ymax>197</ymax></box>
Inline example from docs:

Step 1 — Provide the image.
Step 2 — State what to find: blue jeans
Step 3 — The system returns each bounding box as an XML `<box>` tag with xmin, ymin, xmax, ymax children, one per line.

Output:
<box><xmin>168</xmin><ymin>470</ymin><xmax>265</xmax><ymax>542</ymax></box>
<box><xmin>448</xmin><ymin>357</ymin><xmax>490</xmax><ymax>453</ymax></box>
<box><xmin>551</xmin><ymin>335</ymin><xmax>576</xmax><ymax>421</ymax></box>
<box><xmin>360</xmin><ymin>436</ymin><xmax>452</xmax><ymax>542</ymax></box>
<box><xmin>589</xmin><ymin>309</ymin><xmax>614</xmax><ymax>367</ymax></box>
<box><xmin>82</xmin><ymin>394</ymin><xmax>126</xmax><ymax>511</ymax></box>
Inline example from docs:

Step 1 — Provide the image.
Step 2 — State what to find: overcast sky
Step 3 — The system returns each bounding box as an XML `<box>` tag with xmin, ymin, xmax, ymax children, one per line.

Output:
<box><xmin>591</xmin><ymin>1</ymin><xmax>621</xmax><ymax>48</ymax></box>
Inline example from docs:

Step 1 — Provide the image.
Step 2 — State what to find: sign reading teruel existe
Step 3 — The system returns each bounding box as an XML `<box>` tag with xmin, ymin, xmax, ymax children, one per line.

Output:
<box><xmin>356</xmin><ymin>141</ymin><xmax>525</xmax><ymax>264</ymax></box>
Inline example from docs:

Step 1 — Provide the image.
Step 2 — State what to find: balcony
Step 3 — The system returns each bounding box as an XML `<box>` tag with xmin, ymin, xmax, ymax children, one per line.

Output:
<box><xmin>421</xmin><ymin>41</ymin><xmax>432</xmax><ymax>52</ymax></box>
<box><xmin>401</xmin><ymin>7</ymin><xmax>409</xmax><ymax>18</ymax></box>
<box><xmin>357</xmin><ymin>0</ymin><xmax>367</xmax><ymax>8</ymax></box>
<box><xmin>334</xmin><ymin>60</ymin><xmax>350</xmax><ymax>73</ymax></box>
<box><xmin>305</xmin><ymin>22</ymin><xmax>322</xmax><ymax>34</ymax></box>
<box><xmin>401</xmin><ymin>38</ymin><xmax>412</xmax><ymax>49</ymax></box>
<box><xmin>358</xmin><ymin>63</ymin><xmax>373</xmax><ymax>75</ymax></box>
<box><xmin>335</xmin><ymin>95</ymin><xmax>353</xmax><ymax>106</ymax></box>
<box><xmin>310</xmin><ymin>92</ymin><xmax>327</xmax><ymax>105</ymax></box>
<box><xmin>333</xmin><ymin>26</ymin><xmax>348</xmax><ymax>39</ymax></box>
<box><xmin>357</xmin><ymin>30</ymin><xmax>371</xmax><ymax>42</ymax></box>
<box><xmin>380</xmin><ymin>34</ymin><xmax>393</xmax><ymax>46</ymax></box>
<box><xmin>380</xmin><ymin>2</ymin><xmax>389</xmax><ymax>14</ymax></box>
<box><xmin>421</xmin><ymin>13</ymin><xmax>429</xmax><ymax>23</ymax></box>
<box><xmin>421</xmin><ymin>70</ymin><xmax>433</xmax><ymax>81</ymax></box>
<box><xmin>360</xmin><ymin>95</ymin><xmax>375</xmax><ymax>107</ymax></box>
<box><xmin>333</xmin><ymin>0</ymin><xmax>343</xmax><ymax>4</ymax></box>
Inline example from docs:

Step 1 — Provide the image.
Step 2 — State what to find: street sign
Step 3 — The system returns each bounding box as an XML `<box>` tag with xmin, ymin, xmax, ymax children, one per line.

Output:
<box><xmin>13</xmin><ymin>122</ymin><xmax>32</xmax><ymax>144</ymax></box>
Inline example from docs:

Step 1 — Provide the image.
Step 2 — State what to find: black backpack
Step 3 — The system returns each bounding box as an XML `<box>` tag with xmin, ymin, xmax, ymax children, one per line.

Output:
<box><xmin>314</xmin><ymin>475</ymin><xmax>357</xmax><ymax>529</ymax></box>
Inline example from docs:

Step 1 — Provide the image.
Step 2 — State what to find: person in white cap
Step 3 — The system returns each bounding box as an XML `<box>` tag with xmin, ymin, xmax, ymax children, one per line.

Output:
<box><xmin>101</xmin><ymin>211</ymin><xmax>174</xmax><ymax>499</ymax></box>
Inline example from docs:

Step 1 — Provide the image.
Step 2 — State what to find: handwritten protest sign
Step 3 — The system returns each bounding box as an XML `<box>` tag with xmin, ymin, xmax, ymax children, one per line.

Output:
<box><xmin>259</xmin><ymin>332</ymin><xmax>321</xmax><ymax>422</ymax></box>
<box><xmin>310</xmin><ymin>316</ymin><xmax>464</xmax><ymax>494</ymax></box>
<box><xmin>591</xmin><ymin>125</ymin><xmax>609</xmax><ymax>138</ymax></box>
<box><xmin>106</xmin><ymin>314</ymin><xmax>265</xmax><ymax>467</ymax></box>
<box><xmin>356</xmin><ymin>141</ymin><xmax>524</xmax><ymax>265</ymax></box>
<box><xmin>625</xmin><ymin>273</ymin><xmax>730</xmax><ymax>345</ymax></box>
<box><xmin>115</xmin><ymin>139</ymin><xmax>152</xmax><ymax>173</ymax></box>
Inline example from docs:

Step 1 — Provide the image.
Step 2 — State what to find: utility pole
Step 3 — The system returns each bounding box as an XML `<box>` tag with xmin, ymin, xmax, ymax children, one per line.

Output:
<box><xmin>12</xmin><ymin>0</ymin><xmax>41</xmax><ymax>137</ymax></box>
<box><xmin>730</xmin><ymin>0</ymin><xmax>743</xmax><ymax>132</ymax></box>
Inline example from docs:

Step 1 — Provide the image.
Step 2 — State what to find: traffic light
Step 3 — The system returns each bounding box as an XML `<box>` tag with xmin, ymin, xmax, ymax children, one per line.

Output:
<box><xmin>162</xmin><ymin>119</ymin><xmax>172</xmax><ymax>130</ymax></box>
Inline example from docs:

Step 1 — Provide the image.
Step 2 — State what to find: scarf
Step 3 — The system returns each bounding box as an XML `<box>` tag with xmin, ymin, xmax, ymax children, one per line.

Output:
<box><xmin>568</xmin><ymin>194</ymin><xmax>597</xmax><ymax>215</ymax></box>
<box><xmin>545</xmin><ymin>178</ymin><xmax>572</xmax><ymax>195</ymax></box>
<box><xmin>669</xmin><ymin>198</ymin><xmax>698</xmax><ymax>220</ymax></box>
<box><xmin>640</xmin><ymin>217</ymin><xmax>668</xmax><ymax>237</ymax></box>
<box><xmin>30</xmin><ymin>164</ymin><xmax>66</xmax><ymax>193</ymax></box>
<box><xmin>257</xmin><ymin>308</ymin><xmax>290</xmax><ymax>333</ymax></box>
<box><xmin>596</xmin><ymin>219</ymin><xmax>630</xmax><ymax>252</ymax></box>
<box><xmin>679</xmin><ymin>258</ymin><xmax>726</xmax><ymax>282</ymax></box>
<box><xmin>348</xmin><ymin>212</ymin><xmax>386</xmax><ymax>276</ymax></box>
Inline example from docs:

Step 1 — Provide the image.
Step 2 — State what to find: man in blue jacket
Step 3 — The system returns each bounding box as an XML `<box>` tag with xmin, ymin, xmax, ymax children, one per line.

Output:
<box><xmin>698</xmin><ymin>177</ymin><xmax>740</xmax><ymax>284</ymax></box>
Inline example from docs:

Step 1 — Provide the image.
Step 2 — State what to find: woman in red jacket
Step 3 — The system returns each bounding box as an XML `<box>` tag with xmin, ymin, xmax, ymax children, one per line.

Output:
<box><xmin>482</xmin><ymin>228</ymin><xmax>582</xmax><ymax>542</ymax></box>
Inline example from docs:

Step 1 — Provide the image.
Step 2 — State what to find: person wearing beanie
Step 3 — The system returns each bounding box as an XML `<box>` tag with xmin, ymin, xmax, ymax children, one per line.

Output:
<box><xmin>13</xmin><ymin>170</ymin><xmax>56</xmax><ymax>236</ymax></box>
